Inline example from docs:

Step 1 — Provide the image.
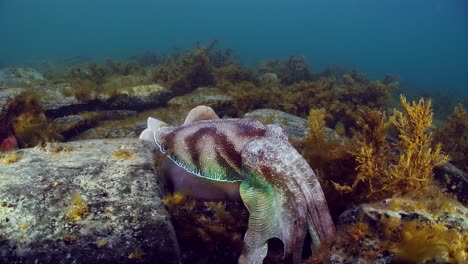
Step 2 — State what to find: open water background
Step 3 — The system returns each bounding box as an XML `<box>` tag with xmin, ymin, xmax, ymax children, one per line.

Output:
<box><xmin>1</xmin><ymin>0</ymin><xmax>467</xmax><ymax>97</ymax></box>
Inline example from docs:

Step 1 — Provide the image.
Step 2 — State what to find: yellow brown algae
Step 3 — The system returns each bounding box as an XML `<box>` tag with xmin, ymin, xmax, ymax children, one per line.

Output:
<box><xmin>65</xmin><ymin>192</ymin><xmax>89</xmax><ymax>221</ymax></box>
<box><xmin>112</xmin><ymin>147</ymin><xmax>135</xmax><ymax>160</ymax></box>
<box><xmin>0</xmin><ymin>153</ymin><xmax>22</xmax><ymax>164</ymax></box>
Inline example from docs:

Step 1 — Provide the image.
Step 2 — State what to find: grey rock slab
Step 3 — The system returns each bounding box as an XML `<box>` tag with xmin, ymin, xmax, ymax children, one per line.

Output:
<box><xmin>49</xmin><ymin>110</ymin><xmax>138</xmax><ymax>139</ymax></box>
<box><xmin>45</xmin><ymin>84</ymin><xmax>172</xmax><ymax>118</ymax></box>
<box><xmin>0</xmin><ymin>88</ymin><xmax>25</xmax><ymax>111</ymax></box>
<box><xmin>244</xmin><ymin>108</ymin><xmax>342</xmax><ymax>142</ymax></box>
<box><xmin>0</xmin><ymin>139</ymin><xmax>180</xmax><ymax>264</ymax></box>
<box><xmin>0</xmin><ymin>68</ymin><xmax>45</xmax><ymax>86</ymax></box>
<box><xmin>434</xmin><ymin>163</ymin><xmax>468</xmax><ymax>205</ymax></box>
<box><xmin>168</xmin><ymin>87</ymin><xmax>234</xmax><ymax>116</ymax></box>
<box><xmin>74</xmin><ymin>121</ymin><xmax>147</xmax><ymax>140</ymax></box>
<box><xmin>96</xmin><ymin>84</ymin><xmax>173</xmax><ymax>111</ymax></box>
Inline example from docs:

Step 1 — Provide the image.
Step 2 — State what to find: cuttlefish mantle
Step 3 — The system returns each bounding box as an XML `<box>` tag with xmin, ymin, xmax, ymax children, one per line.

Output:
<box><xmin>139</xmin><ymin>105</ymin><xmax>336</xmax><ymax>264</ymax></box>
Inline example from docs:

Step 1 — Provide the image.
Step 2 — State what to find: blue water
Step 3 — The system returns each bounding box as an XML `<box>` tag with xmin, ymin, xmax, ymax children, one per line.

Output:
<box><xmin>1</xmin><ymin>0</ymin><xmax>467</xmax><ymax>97</ymax></box>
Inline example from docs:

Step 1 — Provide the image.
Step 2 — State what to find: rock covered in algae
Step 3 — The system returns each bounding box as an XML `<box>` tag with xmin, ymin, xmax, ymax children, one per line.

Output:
<box><xmin>330</xmin><ymin>196</ymin><xmax>467</xmax><ymax>264</ymax></box>
<box><xmin>0</xmin><ymin>139</ymin><xmax>180</xmax><ymax>264</ymax></box>
<box><xmin>0</xmin><ymin>67</ymin><xmax>45</xmax><ymax>86</ymax></box>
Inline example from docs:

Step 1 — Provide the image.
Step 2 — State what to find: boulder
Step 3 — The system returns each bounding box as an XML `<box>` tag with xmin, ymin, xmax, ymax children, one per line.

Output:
<box><xmin>0</xmin><ymin>139</ymin><xmax>180</xmax><ymax>264</ymax></box>
<box><xmin>0</xmin><ymin>68</ymin><xmax>45</xmax><ymax>86</ymax></box>
<box><xmin>244</xmin><ymin>108</ymin><xmax>341</xmax><ymax>142</ymax></box>
<box><xmin>330</xmin><ymin>196</ymin><xmax>467</xmax><ymax>263</ymax></box>
<box><xmin>434</xmin><ymin>163</ymin><xmax>468</xmax><ymax>205</ymax></box>
<box><xmin>96</xmin><ymin>84</ymin><xmax>172</xmax><ymax>111</ymax></box>
<box><xmin>74</xmin><ymin>121</ymin><xmax>147</xmax><ymax>140</ymax></box>
<box><xmin>49</xmin><ymin>110</ymin><xmax>138</xmax><ymax>139</ymax></box>
<box><xmin>46</xmin><ymin>84</ymin><xmax>172</xmax><ymax>118</ymax></box>
<box><xmin>168</xmin><ymin>87</ymin><xmax>234</xmax><ymax>116</ymax></box>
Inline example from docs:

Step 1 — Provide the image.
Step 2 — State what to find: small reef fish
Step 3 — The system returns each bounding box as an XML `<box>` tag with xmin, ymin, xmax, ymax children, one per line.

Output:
<box><xmin>140</xmin><ymin>105</ymin><xmax>336</xmax><ymax>264</ymax></box>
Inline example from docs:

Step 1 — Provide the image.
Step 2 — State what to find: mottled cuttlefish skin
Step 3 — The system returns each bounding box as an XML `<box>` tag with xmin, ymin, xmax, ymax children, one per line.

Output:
<box><xmin>140</xmin><ymin>107</ymin><xmax>335</xmax><ymax>264</ymax></box>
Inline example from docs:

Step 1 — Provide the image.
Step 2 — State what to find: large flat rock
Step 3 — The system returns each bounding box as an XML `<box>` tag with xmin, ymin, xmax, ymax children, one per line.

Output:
<box><xmin>0</xmin><ymin>139</ymin><xmax>180</xmax><ymax>264</ymax></box>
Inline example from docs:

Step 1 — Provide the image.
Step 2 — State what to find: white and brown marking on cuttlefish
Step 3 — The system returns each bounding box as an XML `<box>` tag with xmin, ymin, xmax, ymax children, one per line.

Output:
<box><xmin>139</xmin><ymin>105</ymin><xmax>336</xmax><ymax>264</ymax></box>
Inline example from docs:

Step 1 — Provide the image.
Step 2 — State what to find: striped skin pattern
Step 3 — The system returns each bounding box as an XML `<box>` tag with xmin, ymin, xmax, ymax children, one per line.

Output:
<box><xmin>154</xmin><ymin>118</ymin><xmax>267</xmax><ymax>182</ymax></box>
<box><xmin>151</xmin><ymin>117</ymin><xmax>335</xmax><ymax>264</ymax></box>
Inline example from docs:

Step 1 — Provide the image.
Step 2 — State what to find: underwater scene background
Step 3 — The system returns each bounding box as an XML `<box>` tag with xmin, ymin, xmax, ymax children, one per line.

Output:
<box><xmin>1</xmin><ymin>0</ymin><xmax>467</xmax><ymax>98</ymax></box>
<box><xmin>1</xmin><ymin>0</ymin><xmax>467</xmax><ymax>264</ymax></box>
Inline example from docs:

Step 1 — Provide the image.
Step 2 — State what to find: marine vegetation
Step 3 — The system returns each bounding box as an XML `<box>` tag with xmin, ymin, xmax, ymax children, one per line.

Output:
<box><xmin>66</xmin><ymin>59</ymin><xmax>142</xmax><ymax>85</ymax></box>
<box><xmin>433</xmin><ymin>103</ymin><xmax>468</xmax><ymax>172</ymax></box>
<box><xmin>258</xmin><ymin>55</ymin><xmax>314</xmax><ymax>84</ymax></box>
<box><xmin>329</xmin><ymin>193</ymin><xmax>467</xmax><ymax>263</ymax></box>
<box><xmin>129</xmin><ymin>51</ymin><xmax>162</xmax><ymax>67</ymax></box>
<box><xmin>47</xmin><ymin>58</ymin><xmax>148</xmax><ymax>102</ymax></box>
<box><xmin>65</xmin><ymin>191</ymin><xmax>89</xmax><ymax>222</ymax></box>
<box><xmin>163</xmin><ymin>192</ymin><xmax>249</xmax><ymax>263</ymax></box>
<box><xmin>227</xmin><ymin>73</ymin><xmax>397</xmax><ymax>130</ymax></box>
<box><xmin>139</xmin><ymin>106</ymin><xmax>336</xmax><ymax>264</ymax></box>
<box><xmin>151</xmin><ymin>40</ymin><xmax>247</xmax><ymax>95</ymax></box>
<box><xmin>3</xmin><ymin>94</ymin><xmax>63</xmax><ymax>148</ymax></box>
<box><xmin>301</xmin><ymin>108</ymin><xmax>356</xmax><ymax>218</ymax></box>
<box><xmin>332</xmin><ymin>95</ymin><xmax>449</xmax><ymax>200</ymax></box>
<box><xmin>151</xmin><ymin>46</ymin><xmax>214</xmax><ymax>94</ymax></box>
<box><xmin>0</xmin><ymin>153</ymin><xmax>21</xmax><ymax>165</ymax></box>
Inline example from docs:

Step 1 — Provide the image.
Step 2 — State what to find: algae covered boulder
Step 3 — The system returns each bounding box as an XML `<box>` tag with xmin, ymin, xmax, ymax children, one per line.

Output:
<box><xmin>0</xmin><ymin>67</ymin><xmax>45</xmax><ymax>86</ymax></box>
<box><xmin>0</xmin><ymin>139</ymin><xmax>180</xmax><ymax>264</ymax></box>
<box><xmin>330</xmin><ymin>196</ymin><xmax>468</xmax><ymax>263</ymax></box>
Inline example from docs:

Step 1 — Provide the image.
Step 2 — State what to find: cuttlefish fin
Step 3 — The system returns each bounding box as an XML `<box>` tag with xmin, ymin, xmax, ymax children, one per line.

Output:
<box><xmin>183</xmin><ymin>105</ymin><xmax>220</xmax><ymax>124</ymax></box>
<box><xmin>238</xmin><ymin>174</ymin><xmax>279</xmax><ymax>264</ymax></box>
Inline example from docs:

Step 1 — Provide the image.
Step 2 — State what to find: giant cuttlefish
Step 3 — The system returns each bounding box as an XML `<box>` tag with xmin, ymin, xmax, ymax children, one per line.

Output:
<box><xmin>140</xmin><ymin>106</ymin><xmax>335</xmax><ymax>264</ymax></box>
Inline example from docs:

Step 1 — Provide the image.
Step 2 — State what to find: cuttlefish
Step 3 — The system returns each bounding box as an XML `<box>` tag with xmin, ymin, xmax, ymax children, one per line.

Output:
<box><xmin>140</xmin><ymin>106</ymin><xmax>335</xmax><ymax>264</ymax></box>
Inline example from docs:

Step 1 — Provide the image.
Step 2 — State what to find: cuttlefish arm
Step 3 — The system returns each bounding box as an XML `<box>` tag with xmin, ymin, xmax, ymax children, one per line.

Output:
<box><xmin>239</xmin><ymin>125</ymin><xmax>336</xmax><ymax>264</ymax></box>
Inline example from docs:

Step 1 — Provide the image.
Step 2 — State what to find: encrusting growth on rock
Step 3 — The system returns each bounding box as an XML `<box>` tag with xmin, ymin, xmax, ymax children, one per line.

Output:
<box><xmin>65</xmin><ymin>192</ymin><xmax>89</xmax><ymax>221</ymax></box>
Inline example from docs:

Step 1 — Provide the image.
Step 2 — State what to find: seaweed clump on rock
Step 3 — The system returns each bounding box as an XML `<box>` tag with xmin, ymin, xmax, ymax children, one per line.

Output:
<box><xmin>258</xmin><ymin>55</ymin><xmax>314</xmax><ymax>85</ymax></box>
<box><xmin>300</xmin><ymin>95</ymin><xmax>451</xmax><ymax>221</ymax></box>
<box><xmin>151</xmin><ymin>40</ymin><xmax>253</xmax><ymax>96</ymax></box>
<box><xmin>227</xmin><ymin>68</ymin><xmax>398</xmax><ymax>128</ymax></box>
<box><xmin>51</xmin><ymin>59</ymin><xmax>146</xmax><ymax>102</ymax></box>
<box><xmin>433</xmin><ymin>103</ymin><xmax>468</xmax><ymax>172</ymax></box>
<box><xmin>3</xmin><ymin>94</ymin><xmax>62</xmax><ymax>148</ymax></box>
